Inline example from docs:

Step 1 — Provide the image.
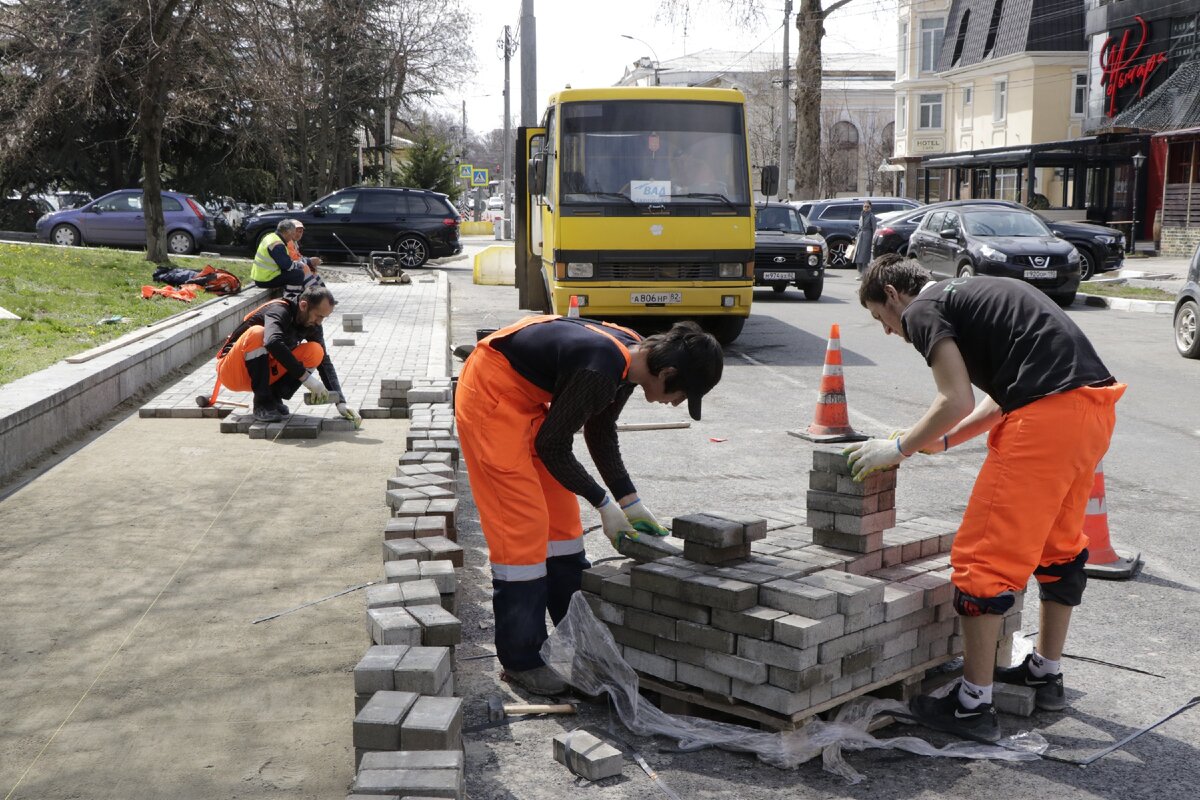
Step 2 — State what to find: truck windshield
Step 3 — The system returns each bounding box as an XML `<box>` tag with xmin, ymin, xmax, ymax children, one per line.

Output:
<box><xmin>755</xmin><ymin>205</ymin><xmax>804</xmax><ymax>232</ymax></box>
<box><xmin>559</xmin><ymin>100</ymin><xmax>749</xmax><ymax>207</ymax></box>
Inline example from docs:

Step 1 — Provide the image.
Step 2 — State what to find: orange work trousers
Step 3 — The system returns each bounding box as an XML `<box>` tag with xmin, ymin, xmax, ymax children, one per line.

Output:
<box><xmin>953</xmin><ymin>383</ymin><xmax>1126</xmax><ymax>598</ymax></box>
<box><xmin>216</xmin><ymin>326</ymin><xmax>324</xmax><ymax>392</ymax></box>
<box><xmin>454</xmin><ymin>343</ymin><xmax>584</xmax><ymax>581</ymax></box>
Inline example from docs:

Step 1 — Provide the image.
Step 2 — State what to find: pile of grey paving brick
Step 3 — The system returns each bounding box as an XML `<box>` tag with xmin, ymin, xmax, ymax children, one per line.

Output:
<box><xmin>349</xmin><ymin>387</ymin><xmax>470</xmax><ymax>799</ymax></box>
<box><xmin>581</xmin><ymin>450</ymin><xmax>1024</xmax><ymax>721</ymax></box>
<box><xmin>365</xmin><ymin>376</ymin><xmax>453</xmax><ymax>420</ymax></box>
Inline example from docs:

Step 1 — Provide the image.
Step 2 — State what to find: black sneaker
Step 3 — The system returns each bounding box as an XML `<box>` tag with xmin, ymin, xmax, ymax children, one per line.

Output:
<box><xmin>252</xmin><ymin>401</ymin><xmax>283</xmax><ymax>423</ymax></box>
<box><xmin>994</xmin><ymin>654</ymin><xmax>1067</xmax><ymax>711</ymax></box>
<box><xmin>273</xmin><ymin>400</ymin><xmax>290</xmax><ymax>416</ymax></box>
<box><xmin>909</xmin><ymin>687</ymin><xmax>1001</xmax><ymax>743</ymax></box>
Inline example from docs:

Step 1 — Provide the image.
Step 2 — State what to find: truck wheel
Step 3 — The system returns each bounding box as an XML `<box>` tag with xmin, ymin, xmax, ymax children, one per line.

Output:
<box><xmin>771</xmin><ymin>284</ymin><xmax>787</xmax><ymax>294</ymax></box>
<box><xmin>803</xmin><ymin>278</ymin><xmax>824</xmax><ymax>301</ymax></box>
<box><xmin>702</xmin><ymin>315</ymin><xmax>746</xmax><ymax>346</ymax></box>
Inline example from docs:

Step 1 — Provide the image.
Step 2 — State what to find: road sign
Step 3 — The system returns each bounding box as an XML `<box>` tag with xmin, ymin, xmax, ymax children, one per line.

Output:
<box><xmin>471</xmin><ymin>168</ymin><xmax>489</xmax><ymax>187</ymax></box>
<box><xmin>459</xmin><ymin>164</ymin><xmax>473</xmax><ymax>178</ymax></box>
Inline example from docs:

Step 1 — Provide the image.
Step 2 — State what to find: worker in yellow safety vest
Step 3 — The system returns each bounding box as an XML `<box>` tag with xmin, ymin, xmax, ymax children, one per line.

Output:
<box><xmin>251</xmin><ymin>219</ymin><xmax>311</xmax><ymax>291</ymax></box>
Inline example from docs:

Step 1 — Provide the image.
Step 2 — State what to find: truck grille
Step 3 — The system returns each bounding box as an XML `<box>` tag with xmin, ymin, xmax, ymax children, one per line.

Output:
<box><xmin>593</xmin><ymin>264</ymin><xmax>721</xmax><ymax>281</ymax></box>
<box><xmin>755</xmin><ymin>251</ymin><xmax>803</xmax><ymax>268</ymax></box>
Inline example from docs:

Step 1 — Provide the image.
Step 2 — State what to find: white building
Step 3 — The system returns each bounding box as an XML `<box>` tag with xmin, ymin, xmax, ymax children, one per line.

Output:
<box><xmin>891</xmin><ymin>0</ymin><xmax>953</xmax><ymax>199</ymax></box>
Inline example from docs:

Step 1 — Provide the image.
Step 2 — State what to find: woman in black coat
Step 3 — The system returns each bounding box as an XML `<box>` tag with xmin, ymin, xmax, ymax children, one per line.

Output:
<box><xmin>853</xmin><ymin>200</ymin><xmax>875</xmax><ymax>278</ymax></box>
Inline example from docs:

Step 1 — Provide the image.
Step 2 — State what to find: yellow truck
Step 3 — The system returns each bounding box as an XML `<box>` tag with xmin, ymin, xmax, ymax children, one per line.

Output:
<box><xmin>515</xmin><ymin>86</ymin><xmax>756</xmax><ymax>344</ymax></box>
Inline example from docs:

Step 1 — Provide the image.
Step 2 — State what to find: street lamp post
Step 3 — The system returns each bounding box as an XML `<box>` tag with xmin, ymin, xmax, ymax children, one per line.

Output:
<box><xmin>1130</xmin><ymin>151</ymin><xmax>1146</xmax><ymax>255</ymax></box>
<box><xmin>621</xmin><ymin>34</ymin><xmax>661</xmax><ymax>85</ymax></box>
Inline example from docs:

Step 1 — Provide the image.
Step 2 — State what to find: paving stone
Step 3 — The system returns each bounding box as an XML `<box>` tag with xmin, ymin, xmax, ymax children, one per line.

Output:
<box><xmin>629</xmin><ymin>562</ymin><xmax>695</xmax><ymax>596</ymax></box>
<box><xmin>418</xmin><ymin>560</ymin><xmax>456</xmax><ymax>594</ymax></box>
<box><xmin>683</xmin><ymin>540</ymin><xmax>752</xmax><ymax>564</ymax></box>
<box><xmin>881</xmin><ymin>628</ymin><xmax>920</xmax><ymax>660</ymax></box>
<box><xmin>673</xmin><ymin>620</ymin><xmax>736</xmax><ymax>653</ymax></box>
<box><xmin>704</xmin><ymin>650</ymin><xmax>768</xmax><ymax>683</ymax></box>
<box><xmin>671</xmin><ymin>513</ymin><xmax>746</xmax><ymax>548</ymax></box>
<box><xmin>353</xmin><ymin>690</ymin><xmax>420</xmax><ymax>750</ymax></box>
<box><xmin>609</xmin><ymin>623</ymin><xmax>655</xmax><ymax>652</ymax></box>
<box><xmin>654</xmin><ymin>636</ymin><xmax>708</xmax><ymax>666</ymax></box>
<box><xmin>711</xmin><ymin>606</ymin><xmax>788</xmax><ymax>640</ymax></box>
<box><xmin>599</xmin><ymin>573</ymin><xmax>655</xmax><ymax>610</ymax></box>
<box><xmin>406</xmin><ymin>604</ymin><xmax>462</xmax><ymax>646</ymax></box>
<box><xmin>358</xmin><ymin>750</ymin><xmax>463</xmax><ymax>772</ymax></box>
<box><xmin>368</xmin><ymin>583</ymin><xmax>405</xmax><ymax>609</ymax></box>
<box><xmin>384</xmin><ymin>539</ymin><xmax>430</xmax><ymax>563</ymax></box>
<box><xmin>841</xmin><ymin>644</ymin><xmax>883</xmax><ymax>675</ymax></box>
<box><xmin>901</xmin><ymin>571</ymin><xmax>955</xmax><ymax>606</ymax></box>
<box><xmin>679</xmin><ymin>574</ymin><xmax>758</xmax><ymax>611</ymax></box>
<box><xmin>817</xmin><ymin>630</ymin><xmax>866</xmax><ymax>664</ymax></box>
<box><xmin>843</xmin><ymin>603</ymin><xmax>886</xmax><ymax>634</ymax></box>
<box><xmin>799</xmin><ymin>570</ymin><xmax>886</xmax><ymax>616</ymax></box>
<box><xmin>393</xmin><ymin>646</ymin><xmax>452</xmax><ymax>695</ymax></box>
<box><xmin>812</xmin><ymin>528</ymin><xmax>884</xmax><ymax>553</ymax></box>
<box><xmin>419</xmin><ymin>536</ymin><xmax>464</xmax><ymax>567</ymax></box>
<box><xmin>384</xmin><ymin>517</ymin><xmax>419</xmax><ymax>541</ymax></box>
<box><xmin>651</xmin><ymin>594</ymin><xmax>711</xmax><ymax>624</ymax></box>
<box><xmin>772</xmin><ymin>612</ymin><xmax>845</xmax><ymax>649</ymax></box>
<box><xmin>623</xmin><ymin>608</ymin><xmax>677</xmax><ymax>639</ymax></box>
<box><xmin>676</xmin><ymin>662</ymin><xmax>733</xmax><ymax>695</ymax></box>
<box><xmin>581</xmin><ymin>563</ymin><xmax>626</xmax><ymax>594</ymax></box>
<box><xmin>737</xmin><ymin>636</ymin><xmax>819</xmax><ymax>672</ymax></box>
<box><xmin>400</xmin><ymin>579</ymin><xmax>442</xmax><ymax>608</ymax></box>
<box><xmin>809</xmin><ymin>470</ymin><xmax>839</xmax><ymax>492</ymax></box>
<box><xmin>385</xmin><ymin>559</ymin><xmax>422</xmax><ymax>584</ymax></box>
<box><xmin>811</xmin><ymin>450</ymin><xmax>853</xmax><ymax>475</ymax></box>
<box><xmin>759</xmin><ymin>579</ymin><xmax>838</xmax><ymax>619</ymax></box>
<box><xmin>768</xmin><ymin>661</ymin><xmax>840</xmax><ymax>693</ymax></box>
<box><xmin>835</xmin><ymin>469</ymin><xmax>897</xmax><ymax>496</ymax></box>
<box><xmin>354</xmin><ymin>645</ymin><xmax>410</xmax><ymax>693</ymax></box>
<box><xmin>593</xmin><ymin>598</ymin><xmax>625</xmax><ymax>626</ymax></box>
<box><xmin>623</xmin><ymin>646</ymin><xmax>676</xmax><ymax>681</ymax></box>
<box><xmin>553</xmin><ymin>730</ymin><xmax>624</xmax><ymax>781</ymax></box>
<box><xmin>351</xmin><ymin>768</ymin><xmax>461</xmax><ymax>798</ymax></box>
<box><xmin>881</xmin><ymin>583</ymin><xmax>926</xmax><ymax>621</ymax></box>
<box><xmin>367</xmin><ymin>607</ymin><xmax>423</xmax><ymax>646</ymax></box>
<box><xmin>399</xmin><ymin>696</ymin><xmax>463</xmax><ymax>751</ymax></box>
<box><xmin>806</xmin><ymin>490</ymin><xmax>880</xmax><ymax>516</ymax></box>
<box><xmin>731</xmin><ymin>679</ymin><xmax>810</xmax><ymax>715</ymax></box>
<box><xmin>617</xmin><ymin>534</ymin><xmax>684</xmax><ymax>562</ymax></box>
<box><xmin>845</xmin><ymin>550</ymin><xmax>884</xmax><ymax>575</ymax></box>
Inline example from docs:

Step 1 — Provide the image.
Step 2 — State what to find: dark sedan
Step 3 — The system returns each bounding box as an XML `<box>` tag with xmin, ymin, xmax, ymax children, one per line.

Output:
<box><xmin>873</xmin><ymin>199</ymin><xmax>1124</xmax><ymax>280</ymax></box>
<box><xmin>908</xmin><ymin>204</ymin><xmax>1081</xmax><ymax>306</ymax></box>
<box><xmin>753</xmin><ymin>203</ymin><xmax>825</xmax><ymax>299</ymax></box>
<box><xmin>1174</xmin><ymin>242</ymin><xmax>1200</xmax><ymax>359</ymax></box>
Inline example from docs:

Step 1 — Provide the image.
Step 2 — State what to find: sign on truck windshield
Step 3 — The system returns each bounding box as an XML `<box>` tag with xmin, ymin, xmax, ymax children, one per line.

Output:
<box><xmin>559</xmin><ymin>101</ymin><xmax>749</xmax><ymax>206</ymax></box>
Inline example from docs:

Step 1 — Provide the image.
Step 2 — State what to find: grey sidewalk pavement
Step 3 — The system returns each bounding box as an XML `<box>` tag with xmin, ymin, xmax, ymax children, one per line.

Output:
<box><xmin>0</xmin><ymin>269</ymin><xmax>457</xmax><ymax>800</ymax></box>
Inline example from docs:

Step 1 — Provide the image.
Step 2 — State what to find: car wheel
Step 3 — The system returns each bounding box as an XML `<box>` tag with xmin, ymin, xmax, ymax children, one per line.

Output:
<box><xmin>958</xmin><ymin>262</ymin><xmax>975</xmax><ymax>278</ymax></box>
<box><xmin>1078</xmin><ymin>246</ymin><xmax>1097</xmax><ymax>282</ymax></box>
<box><xmin>1053</xmin><ymin>292</ymin><xmax>1077</xmax><ymax>308</ymax></box>
<box><xmin>167</xmin><ymin>230</ymin><xmax>195</xmax><ymax>255</ymax></box>
<box><xmin>827</xmin><ymin>239</ymin><xmax>851</xmax><ymax>269</ymax></box>
<box><xmin>395</xmin><ymin>235</ymin><xmax>429</xmax><ymax>268</ymax></box>
<box><xmin>51</xmin><ymin>223</ymin><xmax>80</xmax><ymax>247</ymax></box>
<box><xmin>771</xmin><ymin>284</ymin><xmax>787</xmax><ymax>294</ymax></box>
<box><xmin>1175</xmin><ymin>299</ymin><xmax>1200</xmax><ymax>359</ymax></box>
<box><xmin>702</xmin><ymin>315</ymin><xmax>746</xmax><ymax>346</ymax></box>
<box><xmin>803</xmin><ymin>278</ymin><xmax>824</xmax><ymax>301</ymax></box>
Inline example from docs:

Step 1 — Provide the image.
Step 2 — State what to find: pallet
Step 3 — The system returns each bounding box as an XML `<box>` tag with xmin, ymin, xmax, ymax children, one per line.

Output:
<box><xmin>637</xmin><ymin>653</ymin><xmax>964</xmax><ymax>733</ymax></box>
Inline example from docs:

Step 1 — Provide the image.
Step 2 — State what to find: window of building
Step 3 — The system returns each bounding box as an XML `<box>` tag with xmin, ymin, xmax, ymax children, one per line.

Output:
<box><xmin>920</xmin><ymin>18</ymin><xmax>945</xmax><ymax>73</ymax></box>
<box><xmin>951</xmin><ymin>10</ymin><xmax>970</xmax><ymax>67</ymax></box>
<box><xmin>983</xmin><ymin>0</ymin><xmax>1004</xmax><ymax>59</ymax></box>
<box><xmin>919</xmin><ymin>93</ymin><xmax>943</xmax><ymax>129</ymax></box>
<box><xmin>993</xmin><ymin>79</ymin><xmax>1007</xmax><ymax>122</ymax></box>
<box><xmin>995</xmin><ymin>167</ymin><xmax>1018</xmax><ymax>200</ymax></box>
<box><xmin>961</xmin><ymin>85</ymin><xmax>974</xmax><ymax>129</ymax></box>
<box><xmin>897</xmin><ymin>95</ymin><xmax>907</xmax><ymax>132</ymax></box>
<box><xmin>898</xmin><ymin>21</ymin><xmax>909</xmax><ymax>77</ymax></box>
<box><xmin>917</xmin><ymin>172</ymin><xmax>943</xmax><ymax>202</ymax></box>
<box><xmin>831</xmin><ymin>121</ymin><xmax>860</xmax><ymax>193</ymax></box>
<box><xmin>1072</xmin><ymin>72</ymin><xmax>1088</xmax><ymax>116</ymax></box>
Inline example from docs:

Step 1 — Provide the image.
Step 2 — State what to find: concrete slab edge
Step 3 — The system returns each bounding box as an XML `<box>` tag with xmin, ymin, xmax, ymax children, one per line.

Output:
<box><xmin>1076</xmin><ymin>292</ymin><xmax>1175</xmax><ymax>315</ymax></box>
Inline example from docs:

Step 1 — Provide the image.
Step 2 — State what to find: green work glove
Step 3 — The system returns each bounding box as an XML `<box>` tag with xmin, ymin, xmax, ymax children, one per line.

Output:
<box><xmin>843</xmin><ymin>437</ymin><xmax>907</xmax><ymax>482</ymax></box>
<box><xmin>596</xmin><ymin>496</ymin><xmax>638</xmax><ymax>550</ymax></box>
<box><xmin>621</xmin><ymin>497</ymin><xmax>670</xmax><ymax>537</ymax></box>
<box><xmin>302</xmin><ymin>370</ymin><xmax>329</xmax><ymax>404</ymax></box>
<box><xmin>336</xmin><ymin>402</ymin><xmax>362</xmax><ymax>430</ymax></box>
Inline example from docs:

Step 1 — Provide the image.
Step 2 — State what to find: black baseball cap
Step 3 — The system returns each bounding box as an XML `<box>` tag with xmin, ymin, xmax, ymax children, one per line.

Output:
<box><xmin>676</xmin><ymin>329</ymin><xmax>724</xmax><ymax>421</ymax></box>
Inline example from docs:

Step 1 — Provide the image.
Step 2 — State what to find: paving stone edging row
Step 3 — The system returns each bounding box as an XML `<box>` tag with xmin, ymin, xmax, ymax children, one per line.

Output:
<box><xmin>1077</xmin><ymin>292</ymin><xmax>1176</xmax><ymax>315</ymax></box>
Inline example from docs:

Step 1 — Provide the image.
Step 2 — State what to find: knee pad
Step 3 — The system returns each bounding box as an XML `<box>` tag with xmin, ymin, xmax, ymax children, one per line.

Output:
<box><xmin>1035</xmin><ymin>549</ymin><xmax>1088</xmax><ymax>607</ymax></box>
<box><xmin>953</xmin><ymin>587</ymin><xmax>1016</xmax><ymax>617</ymax></box>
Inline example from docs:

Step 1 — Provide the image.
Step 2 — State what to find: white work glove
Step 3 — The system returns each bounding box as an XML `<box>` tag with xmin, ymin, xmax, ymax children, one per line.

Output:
<box><xmin>621</xmin><ymin>497</ymin><xmax>670</xmax><ymax>537</ymax></box>
<box><xmin>336</xmin><ymin>402</ymin><xmax>362</xmax><ymax>430</ymax></box>
<box><xmin>596</xmin><ymin>496</ymin><xmax>638</xmax><ymax>550</ymax></box>
<box><xmin>843</xmin><ymin>437</ymin><xmax>907</xmax><ymax>481</ymax></box>
<box><xmin>302</xmin><ymin>370</ymin><xmax>329</xmax><ymax>404</ymax></box>
<box><xmin>890</xmin><ymin>428</ymin><xmax>949</xmax><ymax>455</ymax></box>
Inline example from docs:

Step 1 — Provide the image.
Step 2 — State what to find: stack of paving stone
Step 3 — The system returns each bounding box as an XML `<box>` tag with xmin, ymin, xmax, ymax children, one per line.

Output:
<box><xmin>370</xmin><ymin>376</ymin><xmax>413</xmax><ymax>419</ymax></box>
<box><xmin>343</xmin><ymin>312</ymin><xmax>364</xmax><ymax>333</ymax></box>
<box><xmin>578</xmin><ymin>450</ymin><xmax>1023</xmax><ymax>721</ymax></box>
<box><xmin>349</xmin><ymin>750</ymin><xmax>465</xmax><ymax>798</ymax></box>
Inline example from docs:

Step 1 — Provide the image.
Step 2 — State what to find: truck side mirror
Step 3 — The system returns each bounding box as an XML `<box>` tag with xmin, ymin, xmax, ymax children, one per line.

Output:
<box><xmin>806</xmin><ymin>225</ymin><xmax>821</xmax><ymax>236</ymax></box>
<box><xmin>528</xmin><ymin>154</ymin><xmax>546</xmax><ymax>196</ymax></box>
<box><xmin>760</xmin><ymin>165</ymin><xmax>780</xmax><ymax>198</ymax></box>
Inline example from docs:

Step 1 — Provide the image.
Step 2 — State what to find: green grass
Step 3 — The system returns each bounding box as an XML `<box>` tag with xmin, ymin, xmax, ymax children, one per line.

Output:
<box><xmin>0</xmin><ymin>244</ymin><xmax>251</xmax><ymax>385</ymax></box>
<box><xmin>1079</xmin><ymin>281</ymin><xmax>1176</xmax><ymax>302</ymax></box>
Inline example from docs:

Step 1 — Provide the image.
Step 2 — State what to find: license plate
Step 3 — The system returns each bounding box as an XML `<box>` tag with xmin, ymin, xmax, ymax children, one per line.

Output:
<box><xmin>761</xmin><ymin>271</ymin><xmax>795</xmax><ymax>281</ymax></box>
<box><xmin>631</xmin><ymin>292</ymin><xmax>682</xmax><ymax>304</ymax></box>
<box><xmin>1024</xmin><ymin>269</ymin><xmax>1056</xmax><ymax>279</ymax></box>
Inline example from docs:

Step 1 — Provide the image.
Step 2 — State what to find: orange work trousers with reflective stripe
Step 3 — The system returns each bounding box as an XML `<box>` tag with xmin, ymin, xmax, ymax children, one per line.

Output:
<box><xmin>454</xmin><ymin>343</ymin><xmax>584</xmax><ymax>581</ymax></box>
<box><xmin>215</xmin><ymin>326</ymin><xmax>324</xmax><ymax>392</ymax></box>
<box><xmin>953</xmin><ymin>383</ymin><xmax>1126</xmax><ymax>598</ymax></box>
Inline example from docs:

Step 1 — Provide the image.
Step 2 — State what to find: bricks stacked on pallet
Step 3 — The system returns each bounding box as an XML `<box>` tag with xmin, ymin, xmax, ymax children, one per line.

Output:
<box><xmin>576</xmin><ymin>451</ymin><xmax>1024</xmax><ymax>722</ymax></box>
<box><xmin>350</xmin><ymin>750</ymin><xmax>465</xmax><ymax>799</ymax></box>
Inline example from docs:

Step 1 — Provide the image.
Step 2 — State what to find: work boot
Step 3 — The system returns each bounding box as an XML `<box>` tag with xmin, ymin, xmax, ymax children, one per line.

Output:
<box><xmin>504</xmin><ymin>665</ymin><xmax>568</xmax><ymax>696</ymax></box>
<box><xmin>253</xmin><ymin>400</ymin><xmax>283</xmax><ymax>423</ymax></box>
<box><xmin>994</xmin><ymin>654</ymin><xmax>1067</xmax><ymax>711</ymax></box>
<box><xmin>909</xmin><ymin>685</ymin><xmax>1001</xmax><ymax>743</ymax></box>
<box><xmin>273</xmin><ymin>400</ymin><xmax>291</xmax><ymax>416</ymax></box>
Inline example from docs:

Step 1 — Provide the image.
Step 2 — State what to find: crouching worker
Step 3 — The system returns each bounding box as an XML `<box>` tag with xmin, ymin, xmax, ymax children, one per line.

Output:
<box><xmin>251</xmin><ymin>218</ymin><xmax>314</xmax><ymax>292</ymax></box>
<box><xmin>455</xmin><ymin>316</ymin><xmax>724</xmax><ymax>695</ymax></box>
<box><xmin>846</xmin><ymin>254</ymin><xmax>1124</xmax><ymax>742</ymax></box>
<box><xmin>215</xmin><ymin>285</ymin><xmax>358</xmax><ymax>426</ymax></box>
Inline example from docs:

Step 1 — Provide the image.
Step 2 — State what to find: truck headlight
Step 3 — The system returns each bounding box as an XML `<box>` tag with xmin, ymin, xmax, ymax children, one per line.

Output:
<box><xmin>807</xmin><ymin>255</ymin><xmax>819</xmax><ymax>266</ymax></box>
<box><xmin>566</xmin><ymin>262</ymin><xmax>593</xmax><ymax>278</ymax></box>
<box><xmin>717</xmin><ymin>262</ymin><xmax>742</xmax><ymax>278</ymax></box>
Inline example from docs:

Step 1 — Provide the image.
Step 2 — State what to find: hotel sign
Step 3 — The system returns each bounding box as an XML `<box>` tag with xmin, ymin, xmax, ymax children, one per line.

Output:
<box><xmin>912</xmin><ymin>136</ymin><xmax>944</xmax><ymax>154</ymax></box>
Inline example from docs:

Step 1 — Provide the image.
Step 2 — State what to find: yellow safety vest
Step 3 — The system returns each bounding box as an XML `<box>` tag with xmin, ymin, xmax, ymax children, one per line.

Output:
<box><xmin>251</xmin><ymin>232</ymin><xmax>286</xmax><ymax>282</ymax></box>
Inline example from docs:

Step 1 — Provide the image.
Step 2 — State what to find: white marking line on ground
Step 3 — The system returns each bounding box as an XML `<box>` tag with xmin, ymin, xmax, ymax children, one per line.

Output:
<box><xmin>2</xmin><ymin>425</ymin><xmax>289</xmax><ymax>800</ymax></box>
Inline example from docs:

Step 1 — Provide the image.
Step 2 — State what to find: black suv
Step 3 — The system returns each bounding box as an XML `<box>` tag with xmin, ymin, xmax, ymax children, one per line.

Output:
<box><xmin>753</xmin><ymin>202</ymin><xmax>825</xmax><ymax>299</ymax></box>
<box><xmin>792</xmin><ymin>196</ymin><xmax>921</xmax><ymax>268</ymax></box>
<box><xmin>240</xmin><ymin>187</ymin><xmax>462</xmax><ymax>267</ymax></box>
<box><xmin>1173</xmin><ymin>242</ymin><xmax>1200</xmax><ymax>359</ymax></box>
<box><xmin>872</xmin><ymin>199</ymin><xmax>1124</xmax><ymax>281</ymax></box>
<box><xmin>909</xmin><ymin>203</ymin><xmax>1081</xmax><ymax>306</ymax></box>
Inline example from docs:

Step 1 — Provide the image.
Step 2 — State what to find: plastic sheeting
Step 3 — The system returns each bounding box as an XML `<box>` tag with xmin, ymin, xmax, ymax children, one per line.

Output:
<box><xmin>541</xmin><ymin>594</ymin><xmax>1048</xmax><ymax>784</ymax></box>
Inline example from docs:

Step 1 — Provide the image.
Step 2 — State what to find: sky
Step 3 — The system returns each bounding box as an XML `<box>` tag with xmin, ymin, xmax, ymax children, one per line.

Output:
<box><xmin>434</xmin><ymin>0</ymin><xmax>898</xmax><ymax>137</ymax></box>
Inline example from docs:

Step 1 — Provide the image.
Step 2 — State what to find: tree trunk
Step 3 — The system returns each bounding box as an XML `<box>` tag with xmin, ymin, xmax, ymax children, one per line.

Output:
<box><xmin>793</xmin><ymin>0</ymin><xmax>824</xmax><ymax>201</ymax></box>
<box><xmin>140</xmin><ymin>68</ymin><xmax>169</xmax><ymax>264</ymax></box>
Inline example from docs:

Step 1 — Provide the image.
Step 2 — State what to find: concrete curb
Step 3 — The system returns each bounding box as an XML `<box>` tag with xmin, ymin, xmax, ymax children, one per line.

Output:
<box><xmin>1076</xmin><ymin>292</ymin><xmax>1175</xmax><ymax>315</ymax></box>
<box><xmin>0</xmin><ymin>289</ymin><xmax>270</xmax><ymax>483</ymax></box>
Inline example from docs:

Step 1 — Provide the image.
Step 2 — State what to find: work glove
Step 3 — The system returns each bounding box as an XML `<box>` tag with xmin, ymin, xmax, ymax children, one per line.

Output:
<box><xmin>621</xmin><ymin>497</ymin><xmax>670</xmax><ymax>537</ymax></box>
<box><xmin>336</xmin><ymin>402</ymin><xmax>362</xmax><ymax>430</ymax></box>
<box><xmin>843</xmin><ymin>437</ymin><xmax>907</xmax><ymax>482</ymax></box>
<box><xmin>302</xmin><ymin>370</ymin><xmax>329</xmax><ymax>404</ymax></box>
<box><xmin>889</xmin><ymin>428</ymin><xmax>949</xmax><ymax>455</ymax></box>
<box><xmin>596</xmin><ymin>496</ymin><xmax>638</xmax><ymax>550</ymax></box>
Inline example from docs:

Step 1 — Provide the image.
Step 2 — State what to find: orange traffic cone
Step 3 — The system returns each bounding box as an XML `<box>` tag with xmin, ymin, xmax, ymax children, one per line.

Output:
<box><xmin>567</xmin><ymin>295</ymin><xmax>581</xmax><ymax>318</ymax></box>
<box><xmin>789</xmin><ymin>324</ymin><xmax>868</xmax><ymax>443</ymax></box>
<box><xmin>1082</xmin><ymin>459</ymin><xmax>1142</xmax><ymax>579</ymax></box>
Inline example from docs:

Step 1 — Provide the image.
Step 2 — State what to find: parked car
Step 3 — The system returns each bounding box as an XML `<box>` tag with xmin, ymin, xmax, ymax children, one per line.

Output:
<box><xmin>1173</xmin><ymin>242</ymin><xmax>1200</xmax><ymax>359</ymax></box>
<box><xmin>239</xmin><ymin>187</ymin><xmax>462</xmax><ymax>268</ymax></box>
<box><xmin>791</xmin><ymin>197</ymin><xmax>921</xmax><ymax>268</ymax></box>
<box><xmin>34</xmin><ymin>189</ymin><xmax>215</xmax><ymax>254</ymax></box>
<box><xmin>908</xmin><ymin>203</ymin><xmax>1081</xmax><ymax>306</ymax></box>
<box><xmin>872</xmin><ymin>199</ymin><xmax>1125</xmax><ymax>280</ymax></box>
<box><xmin>753</xmin><ymin>202</ymin><xmax>825</xmax><ymax>299</ymax></box>
<box><xmin>1</xmin><ymin>196</ymin><xmax>53</xmax><ymax>232</ymax></box>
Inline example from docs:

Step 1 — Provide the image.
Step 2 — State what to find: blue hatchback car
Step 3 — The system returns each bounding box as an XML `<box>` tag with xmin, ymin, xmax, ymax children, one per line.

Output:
<box><xmin>35</xmin><ymin>189</ymin><xmax>215</xmax><ymax>254</ymax></box>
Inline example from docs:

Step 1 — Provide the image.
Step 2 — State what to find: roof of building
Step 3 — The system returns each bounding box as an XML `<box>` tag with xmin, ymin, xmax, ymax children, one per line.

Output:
<box><xmin>1109</xmin><ymin>57</ymin><xmax>1200</xmax><ymax>133</ymax></box>
<box><xmin>937</xmin><ymin>0</ymin><xmax>1085</xmax><ymax>73</ymax></box>
<box><xmin>620</xmin><ymin>47</ymin><xmax>895</xmax><ymax>83</ymax></box>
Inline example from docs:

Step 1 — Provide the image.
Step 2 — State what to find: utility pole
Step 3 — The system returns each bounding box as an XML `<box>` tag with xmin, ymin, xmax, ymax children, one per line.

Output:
<box><xmin>778</xmin><ymin>0</ymin><xmax>793</xmax><ymax>200</ymax></box>
<box><xmin>499</xmin><ymin>25</ymin><xmax>518</xmax><ymax>237</ymax></box>
<box><xmin>520</xmin><ymin>0</ymin><xmax>537</xmax><ymax>126</ymax></box>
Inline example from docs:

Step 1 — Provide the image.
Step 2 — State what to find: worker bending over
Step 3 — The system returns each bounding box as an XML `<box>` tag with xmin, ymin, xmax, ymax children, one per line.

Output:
<box><xmin>846</xmin><ymin>255</ymin><xmax>1124</xmax><ymax>742</ymax></box>
<box><xmin>251</xmin><ymin>218</ymin><xmax>316</xmax><ymax>292</ymax></box>
<box><xmin>455</xmin><ymin>316</ymin><xmax>724</xmax><ymax>695</ymax></box>
<box><xmin>216</xmin><ymin>284</ymin><xmax>359</xmax><ymax>427</ymax></box>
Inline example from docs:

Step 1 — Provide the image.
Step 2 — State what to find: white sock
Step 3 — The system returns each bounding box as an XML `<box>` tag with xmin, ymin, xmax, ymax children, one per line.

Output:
<box><xmin>1029</xmin><ymin>650</ymin><xmax>1061</xmax><ymax>677</ymax></box>
<box><xmin>958</xmin><ymin>679</ymin><xmax>993</xmax><ymax>709</ymax></box>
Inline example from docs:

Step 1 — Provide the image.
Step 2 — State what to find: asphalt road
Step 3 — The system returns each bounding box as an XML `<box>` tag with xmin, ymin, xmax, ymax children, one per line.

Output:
<box><xmin>442</xmin><ymin>241</ymin><xmax>1200</xmax><ymax>799</ymax></box>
